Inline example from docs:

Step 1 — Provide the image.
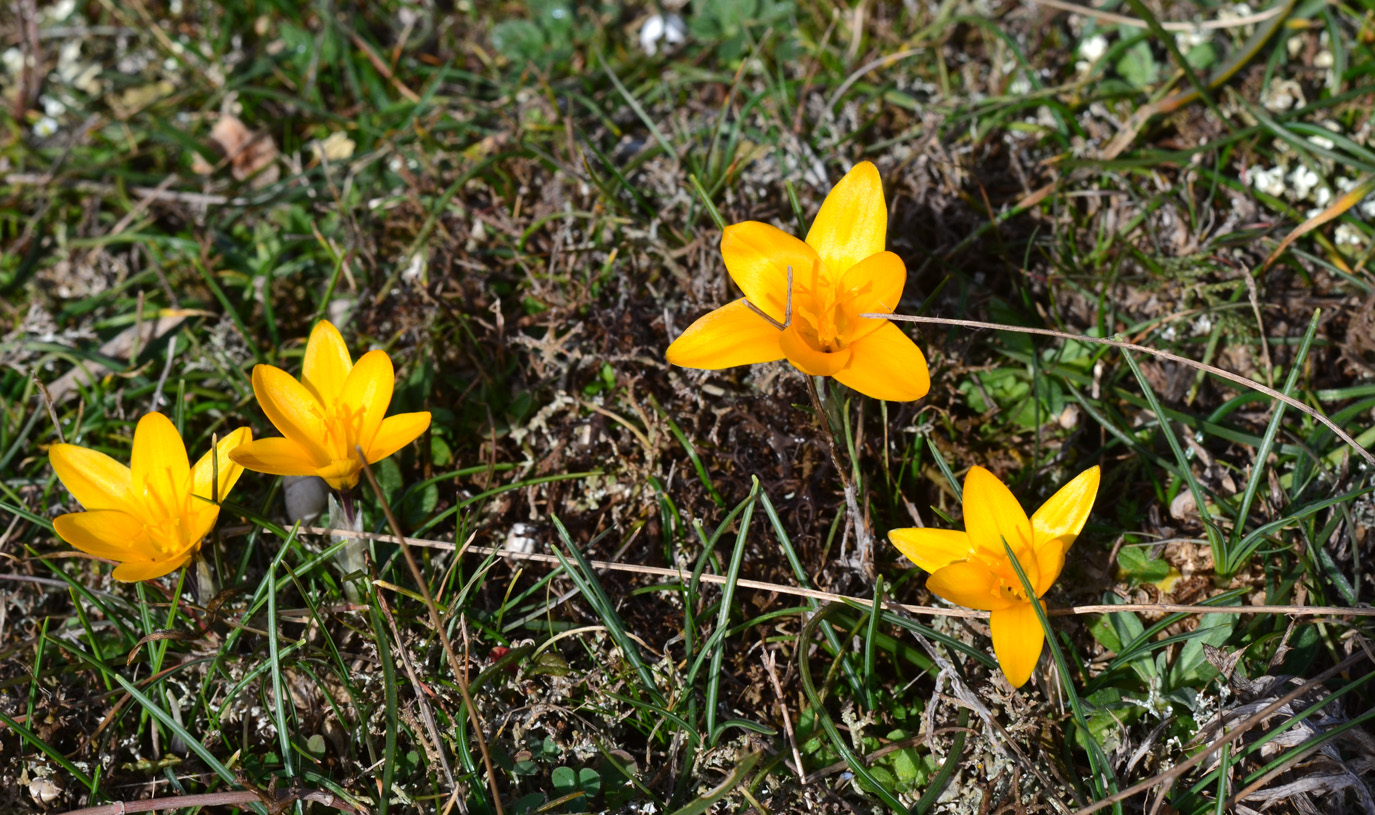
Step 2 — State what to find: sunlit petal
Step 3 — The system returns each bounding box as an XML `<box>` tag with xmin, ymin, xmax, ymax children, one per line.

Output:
<box><xmin>113</xmin><ymin>557</ymin><xmax>187</xmax><ymax>582</ymax></box>
<box><xmin>189</xmin><ymin>427</ymin><xmax>251</xmax><ymax>536</ymax></box>
<box><xmin>780</xmin><ymin>323</ymin><xmax>852</xmax><ymax>376</ymax></box>
<box><xmin>805</xmin><ymin>161</ymin><xmax>887</xmax><ymax>279</ymax></box>
<box><xmin>990</xmin><ymin>603</ymin><xmax>1045</xmax><ymax>689</ymax></box>
<box><xmin>1031</xmin><ymin>466</ymin><xmax>1100</xmax><ymax>594</ymax></box>
<box><xmin>229</xmin><ymin>437</ymin><xmax>321</xmax><ymax>477</ymax></box>
<box><xmin>53</xmin><ymin>510</ymin><xmax>147</xmax><ymax>561</ymax></box>
<box><xmin>48</xmin><ymin>444</ymin><xmax>139</xmax><ymax>516</ymax></box>
<box><xmin>831</xmin><ymin>322</ymin><xmax>929</xmax><ymax>402</ymax></box>
<box><xmin>962</xmin><ymin>466</ymin><xmax>1036</xmax><ymax>586</ymax></box>
<box><xmin>721</xmin><ymin>222</ymin><xmax>821</xmax><ymax>324</ymax></box>
<box><xmin>925</xmin><ymin>561</ymin><xmax>1018</xmax><ymax>611</ymax></box>
<box><xmin>839</xmin><ymin>251</ymin><xmax>906</xmax><ymax>343</ymax></box>
<box><xmin>252</xmin><ymin>364</ymin><xmax>331</xmax><ymax>465</ymax></box>
<box><xmin>888</xmin><ymin>527</ymin><xmax>971</xmax><ymax>573</ymax></box>
<box><xmin>302</xmin><ymin>320</ymin><xmax>353</xmax><ymax>406</ymax></box>
<box><xmin>190</xmin><ymin>427</ymin><xmax>252</xmax><ymax>506</ymax></box>
<box><xmin>316</xmin><ymin>459</ymin><xmax>362</xmax><ymax>491</ymax></box>
<box><xmin>666</xmin><ymin>298</ymin><xmax>785</xmax><ymax>370</ymax></box>
<box><xmin>366</xmin><ymin>412</ymin><xmax>432</xmax><ymax>464</ymax></box>
<box><xmin>130</xmin><ymin>412</ymin><xmax>191</xmax><ymax>521</ymax></box>
<box><xmin>341</xmin><ymin>350</ymin><xmax>394</xmax><ymax>453</ymax></box>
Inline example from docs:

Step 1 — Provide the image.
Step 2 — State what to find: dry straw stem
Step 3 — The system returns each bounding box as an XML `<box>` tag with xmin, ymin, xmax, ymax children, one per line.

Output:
<box><xmin>1027</xmin><ymin>0</ymin><xmax>1286</xmax><ymax>30</ymax></box>
<box><xmin>355</xmin><ymin>451</ymin><xmax>504</xmax><ymax>815</ymax></box>
<box><xmin>1070</xmin><ymin>649</ymin><xmax>1371</xmax><ymax>815</ymax></box>
<box><xmin>297</xmin><ymin>528</ymin><xmax>1375</xmax><ymax>621</ymax></box>
<box><xmin>863</xmin><ymin>312</ymin><xmax>1375</xmax><ymax>470</ymax></box>
<box><xmin>54</xmin><ymin>788</ymin><xmax>367</xmax><ymax>815</ymax></box>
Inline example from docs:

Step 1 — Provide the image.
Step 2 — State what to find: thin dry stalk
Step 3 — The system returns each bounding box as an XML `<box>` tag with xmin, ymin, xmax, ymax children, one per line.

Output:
<box><xmin>289</xmin><ymin>526</ymin><xmax>1375</xmax><ymax>621</ymax></box>
<box><xmin>355</xmin><ymin>451</ymin><xmax>505</xmax><ymax>815</ymax></box>
<box><xmin>865</xmin><ymin>312</ymin><xmax>1375</xmax><ymax>469</ymax></box>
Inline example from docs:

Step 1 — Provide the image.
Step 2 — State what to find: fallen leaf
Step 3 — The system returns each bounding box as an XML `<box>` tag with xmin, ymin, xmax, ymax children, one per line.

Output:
<box><xmin>208</xmin><ymin>114</ymin><xmax>280</xmax><ymax>187</ymax></box>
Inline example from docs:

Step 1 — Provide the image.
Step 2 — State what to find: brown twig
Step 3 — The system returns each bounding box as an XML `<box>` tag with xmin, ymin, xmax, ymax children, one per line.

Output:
<box><xmin>864</xmin><ymin>311</ymin><xmax>1375</xmax><ymax>469</ymax></box>
<box><xmin>355</xmin><ymin>449</ymin><xmax>504</xmax><ymax>815</ymax></box>
<box><xmin>1070</xmin><ymin>650</ymin><xmax>1371</xmax><ymax>815</ymax></box>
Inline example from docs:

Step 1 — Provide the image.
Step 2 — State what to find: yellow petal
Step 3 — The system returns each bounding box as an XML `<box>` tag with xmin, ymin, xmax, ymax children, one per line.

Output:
<box><xmin>805</xmin><ymin>161</ymin><xmax>887</xmax><ymax>279</ymax></box>
<box><xmin>925</xmin><ymin>560</ymin><xmax>1017</xmax><ymax>611</ymax></box>
<box><xmin>666</xmin><ymin>298</ymin><xmax>785</xmax><ymax>370</ymax></box>
<box><xmin>229</xmin><ymin>437</ymin><xmax>322</xmax><ymax>477</ymax></box>
<box><xmin>316</xmin><ymin>459</ymin><xmax>361</xmax><ymax>491</ymax></box>
<box><xmin>48</xmin><ymin>443</ymin><xmax>139</xmax><ymax>516</ymax></box>
<box><xmin>113</xmin><ymin>557</ymin><xmax>187</xmax><ymax>582</ymax></box>
<box><xmin>54</xmin><ymin>510</ymin><xmax>147</xmax><ymax>560</ymax></box>
<box><xmin>780</xmin><ymin>323</ymin><xmax>852</xmax><ymax>376</ymax></box>
<box><xmin>252</xmin><ymin>364</ymin><xmax>331</xmax><ymax>465</ymax></box>
<box><xmin>962</xmin><ymin>466</ymin><xmax>1036</xmax><ymax>586</ymax></box>
<box><xmin>302</xmin><ymin>320</ymin><xmax>353</xmax><ymax>406</ymax></box>
<box><xmin>888</xmin><ymin>527</ymin><xmax>971</xmax><ymax>573</ymax></box>
<box><xmin>365</xmin><ymin>412</ymin><xmax>431</xmax><ymax>464</ymax></box>
<box><xmin>838</xmin><ymin>250</ymin><xmax>906</xmax><ymax>344</ymax></box>
<box><xmin>341</xmin><ymin>350</ymin><xmax>394</xmax><ymax>452</ymax></box>
<box><xmin>189</xmin><ymin>427</ymin><xmax>251</xmax><ymax>534</ymax></box>
<box><xmin>721</xmin><ymin>221</ymin><xmax>823</xmax><ymax>323</ymax></box>
<box><xmin>130</xmin><ymin>412</ymin><xmax>190</xmax><ymax>520</ymax></box>
<box><xmin>990</xmin><ymin>603</ymin><xmax>1044</xmax><ymax>688</ymax></box>
<box><xmin>1030</xmin><ymin>466</ymin><xmax>1100</xmax><ymax>595</ymax></box>
<box><xmin>830</xmin><ymin>322</ymin><xmax>929</xmax><ymax>401</ymax></box>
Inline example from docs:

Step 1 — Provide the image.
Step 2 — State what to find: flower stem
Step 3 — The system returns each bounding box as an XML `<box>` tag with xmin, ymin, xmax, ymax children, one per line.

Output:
<box><xmin>804</xmin><ymin>375</ymin><xmax>874</xmax><ymax>577</ymax></box>
<box><xmin>332</xmin><ymin>488</ymin><xmax>365</xmax><ymax>603</ymax></box>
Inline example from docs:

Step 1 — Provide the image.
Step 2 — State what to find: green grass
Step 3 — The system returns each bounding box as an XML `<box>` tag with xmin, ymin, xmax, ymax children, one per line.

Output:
<box><xmin>2</xmin><ymin>0</ymin><xmax>1374</xmax><ymax>813</ymax></box>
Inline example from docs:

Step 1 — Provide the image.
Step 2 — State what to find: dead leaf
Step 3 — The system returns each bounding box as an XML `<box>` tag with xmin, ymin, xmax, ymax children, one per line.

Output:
<box><xmin>209</xmin><ymin>114</ymin><xmax>280</xmax><ymax>187</ymax></box>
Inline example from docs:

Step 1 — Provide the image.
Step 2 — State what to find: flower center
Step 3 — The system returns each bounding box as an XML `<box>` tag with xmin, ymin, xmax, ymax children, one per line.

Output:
<box><xmin>319</xmin><ymin>401</ymin><xmax>367</xmax><ymax>460</ymax></box>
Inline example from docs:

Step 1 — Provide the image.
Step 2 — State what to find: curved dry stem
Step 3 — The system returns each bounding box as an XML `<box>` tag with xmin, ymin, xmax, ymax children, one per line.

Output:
<box><xmin>863</xmin><ymin>312</ymin><xmax>1375</xmax><ymax>469</ymax></box>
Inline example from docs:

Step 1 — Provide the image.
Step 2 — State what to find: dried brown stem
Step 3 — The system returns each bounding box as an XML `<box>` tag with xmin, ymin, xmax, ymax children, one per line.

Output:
<box><xmin>355</xmin><ymin>449</ymin><xmax>504</xmax><ymax>815</ymax></box>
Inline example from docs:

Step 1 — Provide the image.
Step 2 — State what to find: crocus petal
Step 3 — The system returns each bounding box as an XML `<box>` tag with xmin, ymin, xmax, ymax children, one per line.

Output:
<box><xmin>341</xmin><ymin>350</ymin><xmax>395</xmax><ymax>453</ymax></box>
<box><xmin>48</xmin><ymin>444</ymin><xmax>140</xmax><ymax>516</ymax></box>
<box><xmin>805</xmin><ymin>161</ymin><xmax>887</xmax><ymax>280</ymax></box>
<box><xmin>229</xmin><ymin>437</ymin><xmax>322</xmax><ymax>477</ymax></box>
<box><xmin>113</xmin><ymin>557</ymin><xmax>186</xmax><ymax>582</ymax></box>
<box><xmin>962</xmin><ymin>466</ymin><xmax>1036</xmax><ymax>586</ymax></box>
<box><xmin>1030</xmin><ymin>466</ymin><xmax>1101</xmax><ymax>595</ymax></box>
<box><xmin>316</xmin><ymin>460</ymin><xmax>362</xmax><ymax>491</ymax></box>
<box><xmin>925</xmin><ymin>560</ymin><xmax>1018</xmax><ymax>611</ymax></box>
<box><xmin>721</xmin><ymin>222</ymin><xmax>822</xmax><ymax>324</ymax></box>
<box><xmin>666</xmin><ymin>298</ymin><xmax>786</xmax><ymax>370</ymax></box>
<box><xmin>302</xmin><ymin>320</ymin><xmax>353</xmax><ymax>406</ymax></box>
<box><xmin>130</xmin><ymin>413</ymin><xmax>191</xmax><ymax>521</ymax></box>
<box><xmin>53</xmin><ymin>510</ymin><xmax>147</xmax><ymax>560</ymax></box>
<box><xmin>365</xmin><ymin>412</ymin><xmax>432</xmax><ymax>464</ymax></box>
<box><xmin>780</xmin><ymin>323</ymin><xmax>853</xmax><ymax>376</ymax></box>
<box><xmin>889</xmin><ymin>527</ymin><xmax>972</xmax><ymax>573</ymax></box>
<box><xmin>830</xmin><ymin>322</ymin><xmax>929</xmax><ymax>401</ymax></box>
<box><xmin>189</xmin><ymin>427</ymin><xmax>252</xmax><ymax>532</ymax></box>
<box><xmin>252</xmin><ymin>364</ymin><xmax>331</xmax><ymax>465</ymax></box>
<box><xmin>990</xmin><ymin>603</ymin><xmax>1045</xmax><ymax>688</ymax></box>
<box><xmin>839</xmin><ymin>250</ymin><xmax>907</xmax><ymax>344</ymax></box>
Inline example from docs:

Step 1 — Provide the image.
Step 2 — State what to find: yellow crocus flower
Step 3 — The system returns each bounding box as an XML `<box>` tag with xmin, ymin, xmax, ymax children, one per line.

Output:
<box><xmin>889</xmin><ymin>465</ymin><xmax>1101</xmax><ymax>688</ymax></box>
<box><xmin>666</xmin><ymin>161</ymin><xmax>929</xmax><ymax>401</ymax></box>
<box><xmin>48</xmin><ymin>413</ymin><xmax>251</xmax><ymax>581</ymax></box>
<box><xmin>230</xmin><ymin>320</ymin><xmax>431</xmax><ymax>491</ymax></box>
